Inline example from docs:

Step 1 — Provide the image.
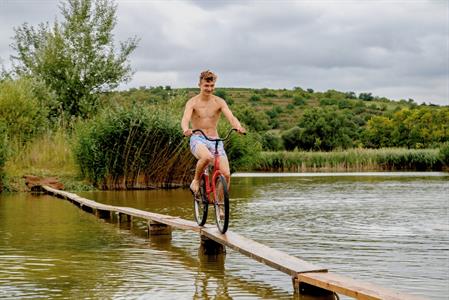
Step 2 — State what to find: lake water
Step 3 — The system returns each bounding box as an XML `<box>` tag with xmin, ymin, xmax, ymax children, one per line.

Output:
<box><xmin>0</xmin><ymin>172</ymin><xmax>448</xmax><ymax>299</ymax></box>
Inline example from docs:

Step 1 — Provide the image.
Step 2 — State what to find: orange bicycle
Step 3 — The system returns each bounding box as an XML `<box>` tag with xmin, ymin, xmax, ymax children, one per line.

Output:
<box><xmin>191</xmin><ymin>128</ymin><xmax>238</xmax><ymax>233</ymax></box>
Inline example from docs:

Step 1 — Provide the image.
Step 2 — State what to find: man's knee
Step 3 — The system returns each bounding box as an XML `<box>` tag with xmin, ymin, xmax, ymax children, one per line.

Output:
<box><xmin>220</xmin><ymin>168</ymin><xmax>231</xmax><ymax>183</ymax></box>
<box><xmin>221</xmin><ymin>169</ymin><xmax>231</xmax><ymax>179</ymax></box>
<box><xmin>198</xmin><ymin>154</ymin><xmax>213</xmax><ymax>164</ymax></box>
<box><xmin>194</xmin><ymin>145</ymin><xmax>213</xmax><ymax>163</ymax></box>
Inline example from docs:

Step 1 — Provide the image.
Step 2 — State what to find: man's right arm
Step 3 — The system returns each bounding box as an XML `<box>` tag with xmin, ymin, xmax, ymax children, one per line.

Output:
<box><xmin>181</xmin><ymin>99</ymin><xmax>194</xmax><ymax>136</ymax></box>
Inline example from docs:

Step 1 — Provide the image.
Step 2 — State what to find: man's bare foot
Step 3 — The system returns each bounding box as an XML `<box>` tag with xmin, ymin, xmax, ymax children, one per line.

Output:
<box><xmin>189</xmin><ymin>180</ymin><xmax>199</xmax><ymax>195</ymax></box>
<box><xmin>218</xmin><ymin>204</ymin><xmax>225</xmax><ymax>219</ymax></box>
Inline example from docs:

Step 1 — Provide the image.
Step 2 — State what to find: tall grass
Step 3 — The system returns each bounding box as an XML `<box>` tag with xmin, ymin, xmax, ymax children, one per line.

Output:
<box><xmin>439</xmin><ymin>142</ymin><xmax>449</xmax><ymax>166</ymax></box>
<box><xmin>253</xmin><ymin>148</ymin><xmax>445</xmax><ymax>172</ymax></box>
<box><xmin>4</xmin><ymin>129</ymin><xmax>77</xmax><ymax>177</ymax></box>
<box><xmin>74</xmin><ymin>102</ymin><xmax>195</xmax><ymax>189</ymax></box>
<box><xmin>0</xmin><ymin>122</ymin><xmax>7</xmax><ymax>191</ymax></box>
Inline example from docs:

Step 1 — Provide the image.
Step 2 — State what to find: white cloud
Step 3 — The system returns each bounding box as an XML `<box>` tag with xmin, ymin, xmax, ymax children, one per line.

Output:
<box><xmin>0</xmin><ymin>0</ymin><xmax>447</xmax><ymax>105</ymax></box>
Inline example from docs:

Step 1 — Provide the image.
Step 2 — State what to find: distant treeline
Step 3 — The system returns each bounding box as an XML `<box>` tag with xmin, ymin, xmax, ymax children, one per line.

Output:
<box><xmin>103</xmin><ymin>86</ymin><xmax>449</xmax><ymax>152</ymax></box>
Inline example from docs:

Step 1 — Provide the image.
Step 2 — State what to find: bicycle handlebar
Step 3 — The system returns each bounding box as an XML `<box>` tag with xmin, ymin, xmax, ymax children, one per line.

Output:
<box><xmin>192</xmin><ymin>128</ymin><xmax>243</xmax><ymax>142</ymax></box>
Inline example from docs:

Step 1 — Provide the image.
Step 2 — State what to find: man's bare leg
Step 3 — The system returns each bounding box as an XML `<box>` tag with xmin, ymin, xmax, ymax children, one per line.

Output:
<box><xmin>191</xmin><ymin>144</ymin><xmax>213</xmax><ymax>194</ymax></box>
<box><xmin>215</xmin><ymin>156</ymin><xmax>231</xmax><ymax>218</ymax></box>
<box><xmin>219</xmin><ymin>156</ymin><xmax>231</xmax><ymax>190</ymax></box>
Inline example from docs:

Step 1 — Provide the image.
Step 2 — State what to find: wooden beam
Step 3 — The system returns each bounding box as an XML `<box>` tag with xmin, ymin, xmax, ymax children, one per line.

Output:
<box><xmin>297</xmin><ymin>272</ymin><xmax>427</xmax><ymax>300</ymax></box>
<box><xmin>202</xmin><ymin>227</ymin><xmax>327</xmax><ymax>276</ymax></box>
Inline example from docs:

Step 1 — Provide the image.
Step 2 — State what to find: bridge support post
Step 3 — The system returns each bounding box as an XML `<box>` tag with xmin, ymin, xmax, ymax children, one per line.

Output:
<box><xmin>292</xmin><ymin>276</ymin><xmax>336</xmax><ymax>299</ymax></box>
<box><xmin>199</xmin><ymin>235</ymin><xmax>226</xmax><ymax>255</ymax></box>
<box><xmin>117</xmin><ymin>213</ymin><xmax>132</xmax><ymax>223</ymax></box>
<box><xmin>95</xmin><ymin>209</ymin><xmax>110</xmax><ymax>219</ymax></box>
<box><xmin>148</xmin><ymin>220</ymin><xmax>172</xmax><ymax>236</ymax></box>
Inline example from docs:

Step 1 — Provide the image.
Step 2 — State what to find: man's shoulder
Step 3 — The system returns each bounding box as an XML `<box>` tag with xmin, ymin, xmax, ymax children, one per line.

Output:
<box><xmin>213</xmin><ymin>95</ymin><xmax>226</xmax><ymax>105</ymax></box>
<box><xmin>187</xmin><ymin>95</ymin><xmax>200</xmax><ymax>105</ymax></box>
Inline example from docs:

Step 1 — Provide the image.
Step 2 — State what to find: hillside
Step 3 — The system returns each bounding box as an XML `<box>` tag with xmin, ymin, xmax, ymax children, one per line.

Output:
<box><xmin>102</xmin><ymin>86</ymin><xmax>448</xmax><ymax>151</ymax></box>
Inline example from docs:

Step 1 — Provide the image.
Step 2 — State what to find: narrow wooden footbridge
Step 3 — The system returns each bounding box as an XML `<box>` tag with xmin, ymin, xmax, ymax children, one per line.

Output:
<box><xmin>39</xmin><ymin>185</ymin><xmax>425</xmax><ymax>300</ymax></box>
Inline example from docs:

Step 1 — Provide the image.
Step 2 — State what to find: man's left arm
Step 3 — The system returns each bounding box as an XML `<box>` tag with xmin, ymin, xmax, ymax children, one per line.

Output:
<box><xmin>220</xmin><ymin>99</ymin><xmax>246</xmax><ymax>133</ymax></box>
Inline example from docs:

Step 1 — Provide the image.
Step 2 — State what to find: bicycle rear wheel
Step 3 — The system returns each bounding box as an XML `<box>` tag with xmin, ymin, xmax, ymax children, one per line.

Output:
<box><xmin>214</xmin><ymin>175</ymin><xmax>229</xmax><ymax>233</ymax></box>
<box><xmin>194</xmin><ymin>176</ymin><xmax>208</xmax><ymax>226</ymax></box>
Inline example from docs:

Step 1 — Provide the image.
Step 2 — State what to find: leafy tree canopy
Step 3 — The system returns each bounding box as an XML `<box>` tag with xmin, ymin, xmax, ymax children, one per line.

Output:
<box><xmin>10</xmin><ymin>0</ymin><xmax>138</xmax><ymax>118</ymax></box>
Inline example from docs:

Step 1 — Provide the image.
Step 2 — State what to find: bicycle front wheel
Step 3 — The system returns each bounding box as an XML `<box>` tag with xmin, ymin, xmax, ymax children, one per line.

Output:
<box><xmin>194</xmin><ymin>176</ymin><xmax>208</xmax><ymax>226</ymax></box>
<box><xmin>214</xmin><ymin>175</ymin><xmax>229</xmax><ymax>233</ymax></box>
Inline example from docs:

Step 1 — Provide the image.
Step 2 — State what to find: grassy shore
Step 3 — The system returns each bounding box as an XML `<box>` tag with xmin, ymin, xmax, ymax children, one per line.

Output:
<box><xmin>1</xmin><ymin>120</ymin><xmax>447</xmax><ymax>192</ymax></box>
<box><xmin>3</xmin><ymin>129</ymin><xmax>94</xmax><ymax>192</ymax></box>
<box><xmin>252</xmin><ymin>148</ymin><xmax>446</xmax><ymax>172</ymax></box>
<box><xmin>2</xmin><ymin>140</ymin><xmax>447</xmax><ymax>192</ymax></box>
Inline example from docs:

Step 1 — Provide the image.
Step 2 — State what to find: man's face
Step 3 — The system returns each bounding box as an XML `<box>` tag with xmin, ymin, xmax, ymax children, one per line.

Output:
<box><xmin>199</xmin><ymin>80</ymin><xmax>215</xmax><ymax>95</ymax></box>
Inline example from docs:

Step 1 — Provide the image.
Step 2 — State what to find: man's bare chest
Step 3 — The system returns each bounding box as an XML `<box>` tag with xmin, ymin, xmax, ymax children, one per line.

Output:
<box><xmin>193</xmin><ymin>102</ymin><xmax>221</xmax><ymax>119</ymax></box>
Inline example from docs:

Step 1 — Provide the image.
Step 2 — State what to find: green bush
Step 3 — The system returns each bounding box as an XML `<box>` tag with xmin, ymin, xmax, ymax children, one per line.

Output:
<box><xmin>233</xmin><ymin>104</ymin><xmax>271</xmax><ymax>131</ymax></box>
<box><xmin>261</xmin><ymin>132</ymin><xmax>284</xmax><ymax>151</ymax></box>
<box><xmin>281</xmin><ymin>127</ymin><xmax>304</xmax><ymax>151</ymax></box>
<box><xmin>250</xmin><ymin>94</ymin><xmax>261</xmax><ymax>102</ymax></box>
<box><xmin>319</xmin><ymin>98</ymin><xmax>337</xmax><ymax>106</ymax></box>
<box><xmin>0</xmin><ymin>78</ymin><xmax>50</xmax><ymax>143</ymax></box>
<box><xmin>224</xmin><ymin>131</ymin><xmax>262</xmax><ymax>173</ymax></box>
<box><xmin>293</xmin><ymin>95</ymin><xmax>305</xmax><ymax>106</ymax></box>
<box><xmin>214</xmin><ymin>89</ymin><xmax>227</xmax><ymax>100</ymax></box>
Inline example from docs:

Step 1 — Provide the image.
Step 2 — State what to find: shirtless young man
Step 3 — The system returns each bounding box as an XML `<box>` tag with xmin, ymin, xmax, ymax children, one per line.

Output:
<box><xmin>181</xmin><ymin>70</ymin><xmax>245</xmax><ymax>194</ymax></box>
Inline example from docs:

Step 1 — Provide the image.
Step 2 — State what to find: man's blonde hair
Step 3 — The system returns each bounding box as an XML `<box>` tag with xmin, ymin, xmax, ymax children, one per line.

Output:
<box><xmin>199</xmin><ymin>70</ymin><xmax>217</xmax><ymax>83</ymax></box>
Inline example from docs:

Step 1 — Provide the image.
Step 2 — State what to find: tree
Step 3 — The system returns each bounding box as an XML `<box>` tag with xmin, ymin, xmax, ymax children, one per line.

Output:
<box><xmin>0</xmin><ymin>78</ymin><xmax>50</xmax><ymax>143</ymax></box>
<box><xmin>359</xmin><ymin>92</ymin><xmax>373</xmax><ymax>101</ymax></box>
<box><xmin>233</xmin><ymin>104</ymin><xmax>271</xmax><ymax>131</ymax></box>
<box><xmin>362</xmin><ymin>116</ymin><xmax>395</xmax><ymax>148</ymax></box>
<box><xmin>10</xmin><ymin>0</ymin><xmax>138</xmax><ymax>118</ymax></box>
<box><xmin>261</xmin><ymin>131</ymin><xmax>284</xmax><ymax>151</ymax></box>
<box><xmin>281</xmin><ymin>127</ymin><xmax>304</xmax><ymax>151</ymax></box>
<box><xmin>295</xmin><ymin>108</ymin><xmax>359</xmax><ymax>151</ymax></box>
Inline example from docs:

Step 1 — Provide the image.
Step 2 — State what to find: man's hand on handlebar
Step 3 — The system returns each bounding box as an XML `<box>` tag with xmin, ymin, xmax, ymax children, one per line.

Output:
<box><xmin>236</xmin><ymin>126</ymin><xmax>246</xmax><ymax>134</ymax></box>
<box><xmin>183</xmin><ymin>129</ymin><xmax>193</xmax><ymax>137</ymax></box>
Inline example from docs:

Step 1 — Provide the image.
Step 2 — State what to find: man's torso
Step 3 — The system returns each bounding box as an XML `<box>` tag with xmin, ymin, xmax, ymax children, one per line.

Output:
<box><xmin>190</xmin><ymin>95</ymin><xmax>222</xmax><ymax>137</ymax></box>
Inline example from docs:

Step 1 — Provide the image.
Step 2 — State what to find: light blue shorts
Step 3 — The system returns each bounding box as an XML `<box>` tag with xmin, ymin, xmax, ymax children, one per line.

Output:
<box><xmin>190</xmin><ymin>135</ymin><xmax>227</xmax><ymax>158</ymax></box>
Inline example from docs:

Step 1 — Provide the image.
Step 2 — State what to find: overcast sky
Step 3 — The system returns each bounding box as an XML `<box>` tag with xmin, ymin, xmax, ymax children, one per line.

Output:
<box><xmin>0</xmin><ymin>0</ymin><xmax>448</xmax><ymax>105</ymax></box>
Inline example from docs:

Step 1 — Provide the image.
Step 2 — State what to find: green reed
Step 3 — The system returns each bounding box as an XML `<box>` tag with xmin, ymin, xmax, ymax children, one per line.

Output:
<box><xmin>74</xmin><ymin>103</ymin><xmax>195</xmax><ymax>189</ymax></box>
<box><xmin>0</xmin><ymin>122</ymin><xmax>7</xmax><ymax>191</ymax></box>
<box><xmin>253</xmin><ymin>148</ymin><xmax>445</xmax><ymax>172</ymax></box>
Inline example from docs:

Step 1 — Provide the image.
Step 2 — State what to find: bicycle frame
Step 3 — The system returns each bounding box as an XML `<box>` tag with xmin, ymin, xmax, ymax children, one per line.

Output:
<box><xmin>192</xmin><ymin>128</ymin><xmax>237</xmax><ymax>204</ymax></box>
<box><xmin>202</xmin><ymin>145</ymin><xmax>222</xmax><ymax>204</ymax></box>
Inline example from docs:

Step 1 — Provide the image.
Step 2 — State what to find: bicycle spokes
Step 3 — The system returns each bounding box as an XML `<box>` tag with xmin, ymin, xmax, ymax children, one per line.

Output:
<box><xmin>214</xmin><ymin>175</ymin><xmax>229</xmax><ymax>233</ymax></box>
<box><xmin>193</xmin><ymin>177</ymin><xmax>208</xmax><ymax>226</ymax></box>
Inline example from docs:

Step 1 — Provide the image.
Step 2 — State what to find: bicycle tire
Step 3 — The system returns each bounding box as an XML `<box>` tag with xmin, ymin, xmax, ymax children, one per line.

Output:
<box><xmin>214</xmin><ymin>175</ymin><xmax>229</xmax><ymax>233</ymax></box>
<box><xmin>194</xmin><ymin>176</ymin><xmax>208</xmax><ymax>226</ymax></box>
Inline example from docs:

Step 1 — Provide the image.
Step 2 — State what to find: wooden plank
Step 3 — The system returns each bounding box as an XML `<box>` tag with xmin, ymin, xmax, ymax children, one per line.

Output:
<box><xmin>202</xmin><ymin>228</ymin><xmax>327</xmax><ymax>276</ymax></box>
<box><xmin>297</xmin><ymin>272</ymin><xmax>428</xmax><ymax>300</ymax></box>
<box><xmin>115</xmin><ymin>206</ymin><xmax>210</xmax><ymax>232</ymax></box>
<box><xmin>43</xmin><ymin>186</ymin><xmax>204</xmax><ymax>231</ymax></box>
<box><xmin>115</xmin><ymin>206</ymin><xmax>167</xmax><ymax>220</ymax></box>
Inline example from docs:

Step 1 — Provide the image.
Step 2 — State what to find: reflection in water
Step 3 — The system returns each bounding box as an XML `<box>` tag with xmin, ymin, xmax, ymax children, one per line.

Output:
<box><xmin>1</xmin><ymin>173</ymin><xmax>448</xmax><ymax>299</ymax></box>
<box><xmin>0</xmin><ymin>193</ymin><xmax>129</xmax><ymax>298</ymax></box>
<box><xmin>195</xmin><ymin>250</ymin><xmax>229</xmax><ymax>299</ymax></box>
